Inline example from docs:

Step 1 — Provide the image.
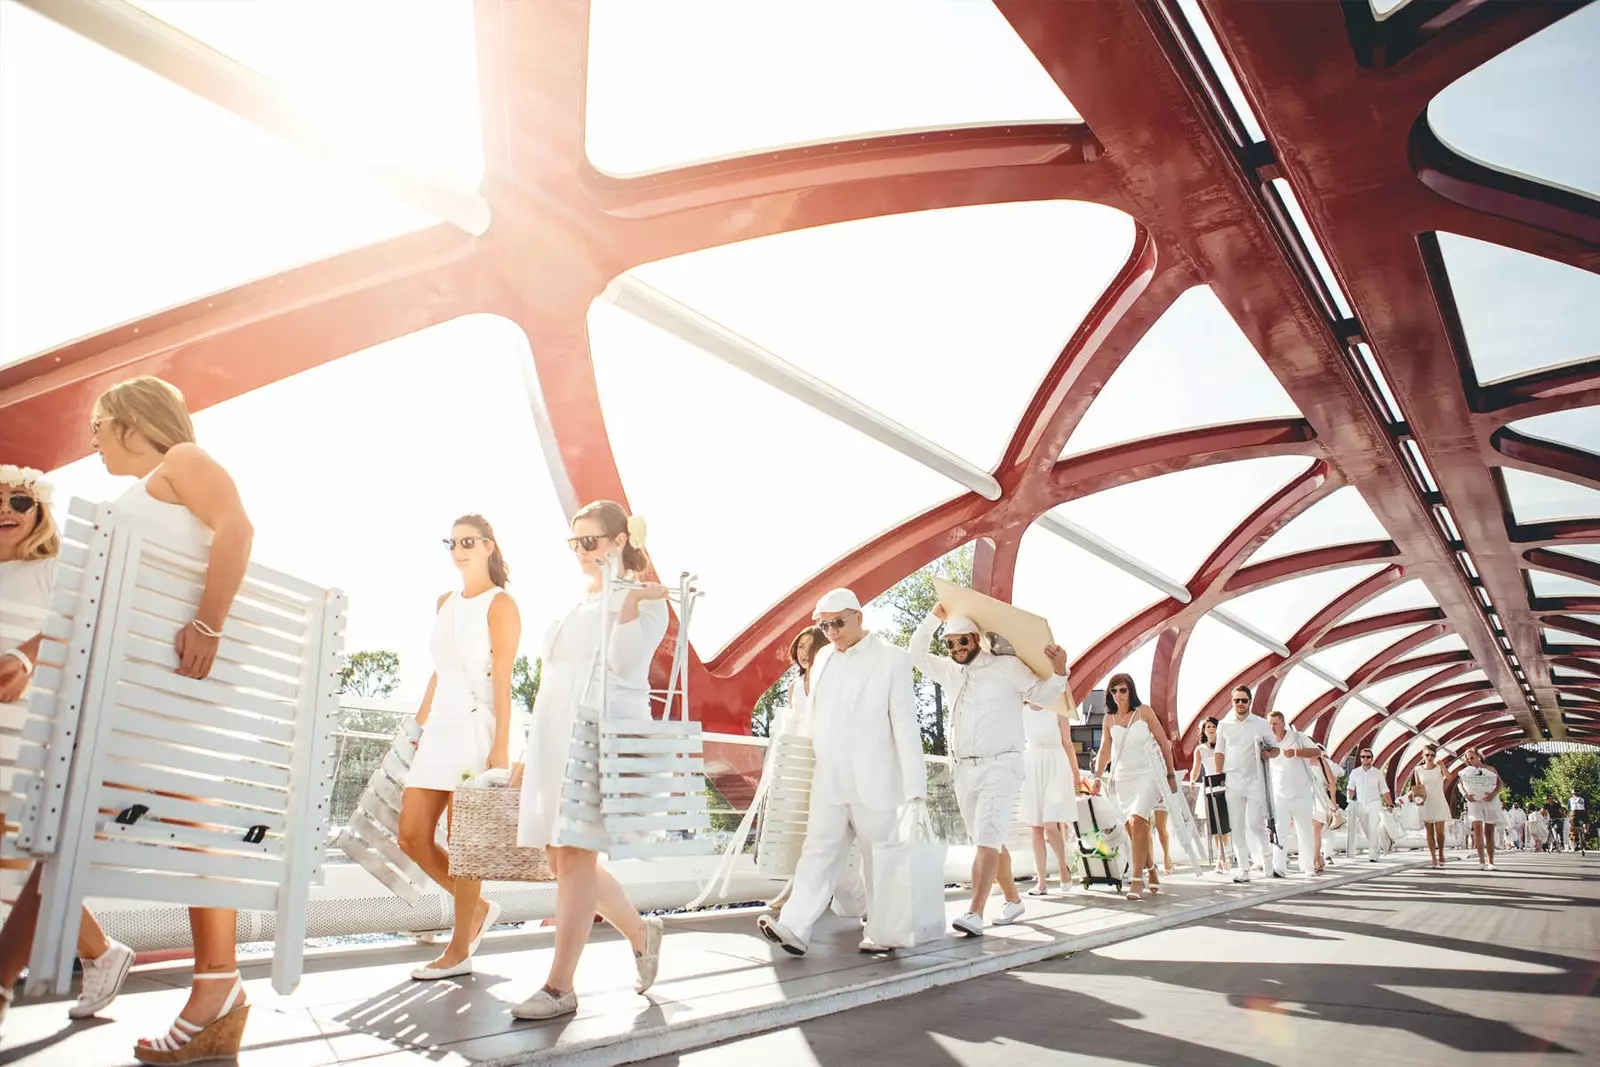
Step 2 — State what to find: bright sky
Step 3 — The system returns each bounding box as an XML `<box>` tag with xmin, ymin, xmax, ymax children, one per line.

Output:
<box><xmin>4</xmin><ymin>1</ymin><xmax>1597</xmax><ymax>738</ymax></box>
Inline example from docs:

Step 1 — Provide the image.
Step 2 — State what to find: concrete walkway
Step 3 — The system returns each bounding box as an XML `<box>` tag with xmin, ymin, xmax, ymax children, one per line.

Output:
<box><xmin>649</xmin><ymin>852</ymin><xmax>1600</xmax><ymax>1067</ymax></box>
<box><xmin>0</xmin><ymin>856</ymin><xmax>1425</xmax><ymax>1067</ymax></box>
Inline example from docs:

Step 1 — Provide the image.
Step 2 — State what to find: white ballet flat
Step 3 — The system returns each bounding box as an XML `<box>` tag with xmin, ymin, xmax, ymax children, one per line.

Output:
<box><xmin>469</xmin><ymin>900</ymin><xmax>502</xmax><ymax>957</ymax></box>
<box><xmin>411</xmin><ymin>958</ymin><xmax>473</xmax><ymax>981</ymax></box>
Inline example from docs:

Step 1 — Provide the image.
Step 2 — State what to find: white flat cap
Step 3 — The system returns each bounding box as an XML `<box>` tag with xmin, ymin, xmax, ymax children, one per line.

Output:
<box><xmin>813</xmin><ymin>588</ymin><xmax>861</xmax><ymax>617</ymax></box>
<box><xmin>942</xmin><ymin>615</ymin><xmax>980</xmax><ymax>636</ymax></box>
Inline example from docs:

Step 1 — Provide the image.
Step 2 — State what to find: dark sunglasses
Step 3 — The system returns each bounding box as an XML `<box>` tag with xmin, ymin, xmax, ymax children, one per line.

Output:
<box><xmin>1360</xmin><ymin>752</ymin><xmax>1374</xmax><ymax>759</ymax></box>
<box><xmin>1111</xmin><ymin>685</ymin><xmax>1129</xmax><ymax>694</ymax></box>
<box><xmin>1232</xmin><ymin>697</ymin><xmax>1250</xmax><ymax>705</ymax></box>
<box><xmin>4</xmin><ymin>494</ymin><xmax>37</xmax><ymax>513</ymax></box>
<box><xmin>568</xmin><ymin>534</ymin><xmax>611</xmax><ymax>552</ymax></box>
<box><xmin>443</xmin><ymin>536</ymin><xmax>489</xmax><ymax>550</ymax></box>
<box><xmin>817</xmin><ymin>614</ymin><xmax>856</xmax><ymax>633</ymax></box>
<box><xmin>944</xmin><ymin>635</ymin><xmax>974</xmax><ymax>650</ymax></box>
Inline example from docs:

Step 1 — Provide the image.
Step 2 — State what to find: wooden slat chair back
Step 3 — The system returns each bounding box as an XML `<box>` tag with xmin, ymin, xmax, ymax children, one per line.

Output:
<box><xmin>11</xmin><ymin>499</ymin><xmax>344</xmax><ymax>997</ymax></box>
<box><xmin>554</xmin><ymin>567</ymin><xmax>715</xmax><ymax>860</ymax></box>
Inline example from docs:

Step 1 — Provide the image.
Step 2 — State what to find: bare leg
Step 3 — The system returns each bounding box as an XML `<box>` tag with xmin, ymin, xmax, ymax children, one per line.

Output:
<box><xmin>140</xmin><ymin>907</ymin><xmax>240</xmax><ymax>1046</ymax></box>
<box><xmin>1154</xmin><ymin>809</ymin><xmax>1173</xmax><ymax>872</ymax></box>
<box><xmin>397</xmin><ymin>787</ymin><xmax>456</xmax><ymax>893</ymax></box>
<box><xmin>967</xmin><ymin>846</ymin><xmax>1001</xmax><ymax>916</ymax></box>
<box><xmin>592</xmin><ymin>863</ymin><xmax>646</xmax><ymax>950</ymax></box>
<box><xmin>0</xmin><ymin>865</ymin><xmax>113</xmax><ymax>989</ymax></box>
<box><xmin>544</xmin><ymin>846</ymin><xmax>615</xmax><ymax>995</ymax></box>
<box><xmin>1127</xmin><ymin>815</ymin><xmax>1151</xmax><ymax>884</ymax></box>
<box><xmin>1485</xmin><ymin>823</ymin><xmax>1496</xmax><ymax>865</ymax></box>
<box><xmin>1030</xmin><ymin>827</ymin><xmax>1049</xmax><ymax>891</ymax></box>
<box><xmin>1046</xmin><ymin>823</ymin><xmax>1071</xmax><ymax>887</ymax></box>
<box><xmin>996</xmin><ymin>846</ymin><xmax>1020</xmax><ymax>904</ymax></box>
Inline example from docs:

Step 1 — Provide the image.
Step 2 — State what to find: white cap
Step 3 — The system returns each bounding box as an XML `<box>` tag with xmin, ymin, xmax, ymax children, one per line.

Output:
<box><xmin>942</xmin><ymin>615</ymin><xmax>980</xmax><ymax>636</ymax></box>
<box><xmin>813</xmin><ymin>588</ymin><xmax>861</xmax><ymax>617</ymax></box>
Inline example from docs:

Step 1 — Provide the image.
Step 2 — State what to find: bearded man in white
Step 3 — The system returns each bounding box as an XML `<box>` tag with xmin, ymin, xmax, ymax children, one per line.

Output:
<box><xmin>1267</xmin><ymin>711</ymin><xmax>1323</xmax><ymax>877</ymax></box>
<box><xmin>1213</xmin><ymin>685</ymin><xmax>1279</xmax><ymax>882</ymax></box>
<box><xmin>758</xmin><ymin>589</ymin><xmax>927</xmax><ymax>956</ymax></box>
<box><xmin>1458</xmin><ymin>748</ymin><xmax>1503</xmax><ymax>871</ymax></box>
<box><xmin>910</xmin><ymin>604</ymin><xmax>1068</xmax><ymax>936</ymax></box>
<box><xmin>1344</xmin><ymin>746</ymin><xmax>1392</xmax><ymax>862</ymax></box>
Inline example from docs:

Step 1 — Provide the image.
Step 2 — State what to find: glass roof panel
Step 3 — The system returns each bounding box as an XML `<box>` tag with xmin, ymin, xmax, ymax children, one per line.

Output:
<box><xmin>48</xmin><ymin>314</ymin><xmax>570</xmax><ymax>702</ymax></box>
<box><xmin>0</xmin><ymin>1</ymin><xmax>436</xmax><ymax>369</ymax></box>
<box><xmin>1269</xmin><ymin>665</ymin><xmax>1337</xmax><ymax>722</ymax></box>
<box><xmin>631</xmin><ymin>201</ymin><xmax>1136</xmax><ymax>470</ymax></box>
<box><xmin>1370</xmin><ymin>0</ymin><xmax>1414</xmax><ymax>20</ymax></box>
<box><xmin>1403</xmin><ymin>633</ymin><xmax>1470</xmax><ymax>659</ymax></box>
<box><xmin>1359</xmin><ymin>667</ymin><xmax>1447</xmax><ymax>710</ymax></box>
<box><xmin>1547</xmin><ymin>545</ymin><xmax>1600</xmax><ymax>567</ymax></box>
<box><xmin>1427</xmin><ymin>2</ymin><xmax>1600</xmax><ymax>201</ymax></box>
<box><xmin>588</xmin><ymin>299</ymin><xmax>965</xmax><ymax>657</ymax></box>
<box><xmin>1327</xmin><ymin>701</ymin><xmax>1376</xmax><ymax>756</ymax></box>
<box><xmin>1530</xmin><ymin>570</ymin><xmax>1600</xmax><ymax>598</ymax></box>
<box><xmin>1247</xmin><ymin>486</ymin><xmax>1392</xmax><ymax>564</ymax></box>
<box><xmin>1177</xmin><ymin>614</ymin><xmax>1275</xmax><ymax>734</ymax></box>
<box><xmin>1223</xmin><ymin>564</ymin><xmax>1388</xmax><ymax>644</ymax></box>
<box><xmin>1509</xmin><ymin>407</ymin><xmax>1600</xmax><ymax>457</ymax></box>
<box><xmin>1434</xmin><ymin>233</ymin><xmax>1600</xmax><ymax>386</ymax></box>
<box><xmin>1173</xmin><ymin>0</ymin><xmax>1265</xmax><ymax>144</ymax></box>
<box><xmin>1012</xmin><ymin>526</ymin><xmax>1167</xmax><ymax>669</ymax></box>
<box><xmin>131</xmin><ymin>0</ymin><xmax>484</xmax><ymax>187</ymax></box>
<box><xmin>1397</xmin><ymin>694</ymin><xmax>1459</xmax><ymax>727</ymax></box>
<box><xmin>1546</xmin><ymin>626</ymin><xmax>1600</xmax><ymax>648</ymax></box>
<box><xmin>584</xmin><ymin>0</ymin><xmax>1079</xmax><ymax>177</ymax></box>
<box><xmin>1342</xmin><ymin>578</ymin><xmax>1439</xmax><ymax>625</ymax></box>
<box><xmin>1373</xmin><ymin>719</ymin><xmax>1410</xmax><ymax>757</ymax></box>
<box><xmin>1051</xmin><ymin>457</ymin><xmax>1312</xmax><ymax>584</ymax></box>
<box><xmin>1087</xmin><ymin>639</ymin><xmax>1159</xmax><ymax>710</ymax></box>
<box><xmin>1306</xmin><ymin>623</ymin><xmax>1430</xmax><ymax>682</ymax></box>
<box><xmin>1502</xmin><ymin>468</ymin><xmax>1600</xmax><ymax>525</ymax></box>
<box><xmin>1062</xmin><ymin>285</ymin><xmax>1302</xmax><ymax>456</ymax></box>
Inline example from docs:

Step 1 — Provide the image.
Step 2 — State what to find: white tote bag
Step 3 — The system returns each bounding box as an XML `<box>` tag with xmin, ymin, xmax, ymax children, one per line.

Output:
<box><xmin>869</xmin><ymin>802</ymin><xmax>948</xmax><ymax>949</ymax></box>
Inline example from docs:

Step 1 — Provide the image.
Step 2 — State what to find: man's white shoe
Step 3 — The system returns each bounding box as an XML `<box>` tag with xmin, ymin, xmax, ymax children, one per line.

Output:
<box><xmin>1232</xmin><ymin>871</ymin><xmax>1251</xmax><ymax>884</ymax></box>
<box><xmin>70</xmin><ymin>939</ymin><xmax>135</xmax><ymax>1019</ymax></box>
<box><xmin>757</xmin><ymin>915</ymin><xmax>807</xmax><ymax>956</ymax></box>
<box><xmin>993</xmin><ymin>900</ymin><xmax>1026</xmax><ymax>927</ymax></box>
<box><xmin>952</xmin><ymin>911</ymin><xmax>984</xmax><ymax>937</ymax></box>
<box><xmin>857</xmin><ymin>936</ymin><xmax>893</xmax><ymax>954</ymax></box>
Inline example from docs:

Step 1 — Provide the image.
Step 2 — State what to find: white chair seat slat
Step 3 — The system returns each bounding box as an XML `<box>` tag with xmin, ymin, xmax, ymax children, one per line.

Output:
<box><xmin>604</xmin><ymin>721</ymin><xmax>702</xmax><ymax>739</ymax></box>
<box><xmin>558</xmin><ymin>798</ymin><xmax>603</xmax><ymax>823</ymax></box>
<box><xmin>60</xmin><ymin>516</ymin><xmax>97</xmax><ymax>547</ymax></box>
<box><xmin>82</xmin><ymin>867</ymin><xmax>278</xmax><ymax>913</ymax></box>
<box><xmin>95</xmin><ymin>817</ymin><xmax>284</xmax><ymax>859</ymax></box>
<box><xmin>41</xmin><ymin>615</ymin><xmax>74</xmax><ymax>643</ymax></box>
<box><xmin>599</xmin><ymin>756</ymin><xmax>703</xmax><ymax>776</ymax></box>
<box><xmin>131</xmin><ymin>564</ymin><xmax>310</xmax><ymax>639</ymax></box>
<box><xmin>600</xmin><ymin>736</ymin><xmax>703</xmax><ymax>756</ymax></box>
<box><xmin>90</xmin><ymin>837</ymin><xmax>283</xmax><ymax>882</ymax></box>
<box><xmin>564</xmin><ymin>760</ymin><xmax>600</xmax><ymax>784</ymax></box>
<box><xmin>58</xmin><ymin>540</ymin><xmax>88</xmax><ymax>572</ymax></box>
<box><xmin>333</xmin><ymin>829</ymin><xmax>426</xmax><ymax>904</ymax></box>
<box><xmin>102</xmin><ymin>760</ymin><xmax>287</xmax><ymax>813</ymax></box>
<box><xmin>121</xmin><ymin>632</ymin><xmax>301</xmax><ymax>701</ymax></box>
<box><xmin>600</xmin><ymin>793</ymin><xmax>707</xmax><ymax>815</ymax></box>
<box><xmin>125</xmin><ymin>614</ymin><xmax>303</xmax><ymax>690</ymax></box>
<box><xmin>97</xmin><ymin>785</ymin><xmax>287</xmax><ymax>835</ymax></box>
<box><xmin>603</xmin><ymin>812</ymin><xmax>712</xmax><ymax>833</ymax></box>
<box><xmin>127</xmin><ymin>587</ymin><xmax>305</xmax><ymax>659</ymax></box>
<box><xmin>364</xmin><ymin>777</ymin><xmax>404</xmax><ymax>818</ymax></box>
<box><xmin>606</xmin><ymin>838</ymin><xmax>717</xmax><ymax>860</ymax></box>
<box><xmin>140</xmin><ymin>539</ymin><xmax>326</xmax><ymax>607</ymax></box>
<box><xmin>120</xmin><ymin>661</ymin><xmax>298</xmax><ymax>723</ymax></box>
<box><xmin>105</xmin><ymin>731</ymin><xmax>294</xmax><ymax>791</ymax></box>
<box><xmin>112</xmin><ymin>705</ymin><xmax>290</xmax><ymax>764</ymax></box>
<box><xmin>113</xmin><ymin>681</ymin><xmax>296</xmax><ymax>745</ymax></box>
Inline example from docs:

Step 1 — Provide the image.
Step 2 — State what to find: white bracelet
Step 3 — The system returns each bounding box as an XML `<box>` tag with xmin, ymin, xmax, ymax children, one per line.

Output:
<box><xmin>3</xmin><ymin>647</ymin><xmax>33</xmax><ymax>673</ymax></box>
<box><xmin>190</xmin><ymin>619</ymin><xmax>224</xmax><ymax>639</ymax></box>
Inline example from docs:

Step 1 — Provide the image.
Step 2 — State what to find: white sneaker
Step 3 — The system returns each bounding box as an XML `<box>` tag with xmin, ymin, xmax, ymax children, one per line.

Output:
<box><xmin>69</xmin><ymin>939</ymin><xmax>135</xmax><ymax>1019</ymax></box>
<box><xmin>1486</xmin><ymin>862</ymin><xmax>1496</xmax><ymax>871</ymax></box>
<box><xmin>1232</xmin><ymin>871</ymin><xmax>1251</xmax><ymax>884</ymax></box>
<box><xmin>1478</xmin><ymin>862</ymin><xmax>1487</xmax><ymax>870</ymax></box>
<box><xmin>994</xmin><ymin>900</ymin><xmax>1026</xmax><ymax>927</ymax></box>
<box><xmin>756</xmin><ymin>915</ymin><xmax>807</xmax><ymax>956</ymax></box>
<box><xmin>952</xmin><ymin>911</ymin><xmax>984</xmax><ymax>937</ymax></box>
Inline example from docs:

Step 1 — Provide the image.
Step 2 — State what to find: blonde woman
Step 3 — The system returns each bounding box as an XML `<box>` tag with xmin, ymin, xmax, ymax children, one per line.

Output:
<box><xmin>83</xmin><ymin>378</ymin><xmax>257</xmax><ymax>1064</ymax></box>
<box><xmin>0</xmin><ymin>468</ymin><xmax>135</xmax><ymax>1030</ymax></box>
<box><xmin>509</xmin><ymin>501</ymin><xmax>668</xmax><ymax>1020</ymax></box>
<box><xmin>398</xmin><ymin>514</ymin><xmax>521</xmax><ymax>980</ymax></box>
<box><xmin>1410</xmin><ymin>745</ymin><xmax>1449</xmax><ymax>868</ymax></box>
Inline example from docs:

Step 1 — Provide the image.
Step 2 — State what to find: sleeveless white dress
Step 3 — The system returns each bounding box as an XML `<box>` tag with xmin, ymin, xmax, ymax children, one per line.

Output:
<box><xmin>408</xmin><ymin>588</ymin><xmax>505</xmax><ymax>791</ymax></box>
<box><xmin>1018</xmin><ymin>704</ymin><xmax>1074</xmax><ymax>825</ymax></box>
<box><xmin>1109</xmin><ymin>718</ymin><xmax>1163</xmax><ymax>823</ymax></box>
<box><xmin>1415</xmin><ymin>765</ymin><xmax>1449</xmax><ymax>823</ymax></box>
<box><xmin>113</xmin><ymin>471</ymin><xmax>211</xmax><ymax>545</ymax></box>
<box><xmin>517</xmin><ymin>592</ymin><xmax>668</xmax><ymax>849</ymax></box>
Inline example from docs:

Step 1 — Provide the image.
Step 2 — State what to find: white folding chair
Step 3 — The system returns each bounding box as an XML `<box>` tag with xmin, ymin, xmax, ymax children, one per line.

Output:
<box><xmin>11</xmin><ymin>499</ymin><xmax>344</xmax><ymax>997</ymax></box>
<box><xmin>555</xmin><ymin>565</ymin><xmax>715</xmax><ymax>859</ymax></box>
<box><xmin>754</xmin><ymin>734</ymin><xmax>814</xmax><ymax>877</ymax></box>
<box><xmin>332</xmin><ymin>719</ymin><xmax>435</xmax><ymax>904</ymax></box>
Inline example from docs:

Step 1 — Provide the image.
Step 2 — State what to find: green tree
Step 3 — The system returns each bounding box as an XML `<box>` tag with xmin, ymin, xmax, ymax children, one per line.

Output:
<box><xmin>869</xmin><ymin>543</ymin><xmax>975</xmax><ymax>756</ymax></box>
<box><xmin>513</xmin><ymin>655</ymin><xmax>542</xmax><ymax>716</ymax></box>
<box><xmin>339</xmin><ymin>650</ymin><xmax>400</xmax><ymax>699</ymax></box>
<box><xmin>750</xmin><ymin>667</ymin><xmax>796</xmax><ymax>738</ymax></box>
<box><xmin>1530</xmin><ymin>752</ymin><xmax>1599</xmax><ymax>813</ymax></box>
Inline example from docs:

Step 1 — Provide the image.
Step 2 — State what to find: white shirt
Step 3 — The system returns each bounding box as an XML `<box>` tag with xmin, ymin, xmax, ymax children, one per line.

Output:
<box><xmin>809</xmin><ymin>634</ymin><xmax>927</xmax><ymax>809</ymax></box>
<box><xmin>1214</xmin><ymin>712</ymin><xmax>1275</xmax><ymax>786</ymax></box>
<box><xmin>1346</xmin><ymin>765</ymin><xmax>1391</xmax><ymax>806</ymax></box>
<box><xmin>910</xmin><ymin>615</ymin><xmax>1067</xmax><ymax>760</ymax></box>
<box><xmin>1269</xmin><ymin>728</ymin><xmax>1321</xmax><ymax>801</ymax></box>
<box><xmin>1569</xmin><ymin>795</ymin><xmax>1586</xmax><ymax>813</ymax></box>
<box><xmin>1</xmin><ymin>557</ymin><xmax>56</xmax><ymax>654</ymax></box>
<box><xmin>1510</xmin><ymin>807</ymin><xmax>1528</xmax><ymax>825</ymax></box>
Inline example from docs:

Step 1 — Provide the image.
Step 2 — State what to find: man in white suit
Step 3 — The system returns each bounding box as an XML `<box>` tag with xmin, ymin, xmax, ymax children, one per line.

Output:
<box><xmin>1267</xmin><ymin>711</ymin><xmax>1322</xmax><ymax>877</ymax></box>
<box><xmin>758</xmin><ymin>588</ymin><xmax>927</xmax><ymax>956</ymax></box>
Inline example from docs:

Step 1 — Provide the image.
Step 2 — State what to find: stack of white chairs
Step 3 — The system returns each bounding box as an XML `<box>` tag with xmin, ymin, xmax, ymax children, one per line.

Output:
<box><xmin>754</xmin><ymin>734</ymin><xmax>813</xmax><ymax>877</ymax></box>
<box><xmin>554</xmin><ymin>566</ymin><xmax>715</xmax><ymax>860</ymax></box>
<box><xmin>332</xmin><ymin>719</ymin><xmax>434</xmax><ymax>904</ymax></box>
<box><xmin>7</xmin><ymin>499</ymin><xmax>345</xmax><ymax>997</ymax></box>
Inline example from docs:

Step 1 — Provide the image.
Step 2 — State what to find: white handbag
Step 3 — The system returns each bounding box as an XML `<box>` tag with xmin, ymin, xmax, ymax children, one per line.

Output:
<box><xmin>869</xmin><ymin>802</ymin><xmax>947</xmax><ymax>949</ymax></box>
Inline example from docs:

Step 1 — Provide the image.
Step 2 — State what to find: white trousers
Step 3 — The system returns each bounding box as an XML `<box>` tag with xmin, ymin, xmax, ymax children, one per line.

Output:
<box><xmin>1226</xmin><ymin>785</ymin><xmax>1269</xmax><ymax>871</ymax></box>
<box><xmin>1270</xmin><ymin>794</ymin><xmax>1317</xmax><ymax>876</ymax></box>
<box><xmin>777</xmin><ymin>800</ymin><xmax>898</xmax><ymax>944</ymax></box>
<box><xmin>1347</xmin><ymin>801</ymin><xmax>1382</xmax><ymax>861</ymax></box>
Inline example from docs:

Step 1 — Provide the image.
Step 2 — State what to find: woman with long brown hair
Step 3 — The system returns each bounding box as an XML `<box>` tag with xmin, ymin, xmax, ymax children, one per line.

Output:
<box><xmin>509</xmin><ymin>501</ymin><xmax>668</xmax><ymax>1020</ymax></box>
<box><xmin>398</xmin><ymin>514</ymin><xmax>521</xmax><ymax>980</ymax></box>
<box><xmin>1091</xmin><ymin>673</ymin><xmax>1177</xmax><ymax>900</ymax></box>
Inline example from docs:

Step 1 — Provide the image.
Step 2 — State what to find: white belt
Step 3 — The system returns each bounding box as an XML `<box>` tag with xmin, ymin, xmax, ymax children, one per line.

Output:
<box><xmin>954</xmin><ymin>750</ymin><xmax>1021</xmax><ymax>765</ymax></box>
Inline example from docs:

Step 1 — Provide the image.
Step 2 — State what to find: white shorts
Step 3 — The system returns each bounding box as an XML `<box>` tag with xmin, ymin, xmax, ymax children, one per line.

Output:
<box><xmin>955</xmin><ymin>753</ymin><xmax>1023</xmax><ymax>850</ymax></box>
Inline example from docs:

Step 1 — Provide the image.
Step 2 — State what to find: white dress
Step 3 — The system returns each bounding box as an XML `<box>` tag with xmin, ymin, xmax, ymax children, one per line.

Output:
<box><xmin>1109</xmin><ymin>717</ymin><xmax>1164</xmax><ymax>823</ymax></box>
<box><xmin>407</xmin><ymin>588</ymin><xmax>505</xmax><ymax>791</ymax></box>
<box><xmin>2</xmin><ymin>557</ymin><xmax>57</xmax><ymax>900</ymax></box>
<box><xmin>1415</xmin><ymin>765</ymin><xmax>1449</xmax><ymax>823</ymax></box>
<box><xmin>1018</xmin><ymin>704</ymin><xmax>1074</xmax><ymax>825</ymax></box>
<box><xmin>517</xmin><ymin>592</ymin><xmax>668</xmax><ymax>849</ymax></box>
<box><xmin>113</xmin><ymin>471</ymin><xmax>212</xmax><ymax>546</ymax></box>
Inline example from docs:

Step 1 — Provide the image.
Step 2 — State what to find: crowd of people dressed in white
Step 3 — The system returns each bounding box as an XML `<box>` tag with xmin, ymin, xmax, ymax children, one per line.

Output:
<box><xmin>0</xmin><ymin>376</ymin><xmax>1591</xmax><ymax>1062</ymax></box>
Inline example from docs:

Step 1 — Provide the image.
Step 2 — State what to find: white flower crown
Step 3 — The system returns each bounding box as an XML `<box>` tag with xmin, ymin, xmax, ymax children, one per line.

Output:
<box><xmin>0</xmin><ymin>464</ymin><xmax>51</xmax><ymax>505</ymax></box>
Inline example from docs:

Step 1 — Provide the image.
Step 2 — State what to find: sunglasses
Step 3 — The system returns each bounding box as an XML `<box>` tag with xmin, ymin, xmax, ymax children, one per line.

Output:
<box><xmin>443</xmin><ymin>536</ymin><xmax>490</xmax><ymax>550</ymax></box>
<box><xmin>3</xmin><ymin>494</ymin><xmax>37</xmax><ymax>513</ymax></box>
<box><xmin>817</xmin><ymin>614</ymin><xmax>856</xmax><ymax>633</ymax></box>
<box><xmin>568</xmin><ymin>534</ymin><xmax>612</xmax><ymax>553</ymax></box>
<box><xmin>944</xmin><ymin>635</ymin><xmax>974</xmax><ymax>650</ymax></box>
<box><xmin>1111</xmin><ymin>686</ymin><xmax>1129</xmax><ymax>694</ymax></box>
<box><xmin>1360</xmin><ymin>753</ymin><xmax>1374</xmax><ymax>759</ymax></box>
<box><xmin>1232</xmin><ymin>697</ymin><xmax>1250</xmax><ymax>705</ymax></box>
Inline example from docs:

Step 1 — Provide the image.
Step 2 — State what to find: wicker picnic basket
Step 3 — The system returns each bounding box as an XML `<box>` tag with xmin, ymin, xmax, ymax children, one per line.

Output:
<box><xmin>448</xmin><ymin>784</ymin><xmax>554</xmax><ymax>882</ymax></box>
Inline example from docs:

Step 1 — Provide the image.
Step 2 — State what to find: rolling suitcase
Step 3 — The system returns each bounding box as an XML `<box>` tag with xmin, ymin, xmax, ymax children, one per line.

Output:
<box><xmin>1072</xmin><ymin>793</ymin><xmax>1130</xmax><ymax>892</ymax></box>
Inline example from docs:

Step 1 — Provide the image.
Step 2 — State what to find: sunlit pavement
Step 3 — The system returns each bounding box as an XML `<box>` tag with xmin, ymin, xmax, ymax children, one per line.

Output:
<box><xmin>649</xmin><ymin>852</ymin><xmax>1599</xmax><ymax>1067</ymax></box>
<box><xmin>0</xmin><ymin>854</ymin><xmax>1442</xmax><ymax>1067</ymax></box>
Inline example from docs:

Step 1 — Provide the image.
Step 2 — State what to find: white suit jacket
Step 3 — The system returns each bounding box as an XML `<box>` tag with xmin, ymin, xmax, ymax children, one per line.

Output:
<box><xmin>807</xmin><ymin>635</ymin><xmax>927</xmax><ymax>809</ymax></box>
